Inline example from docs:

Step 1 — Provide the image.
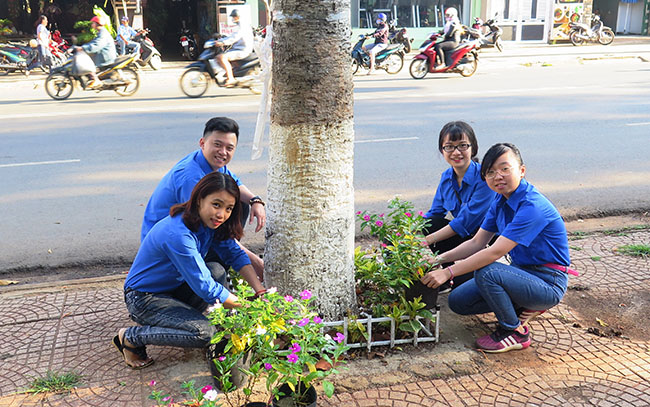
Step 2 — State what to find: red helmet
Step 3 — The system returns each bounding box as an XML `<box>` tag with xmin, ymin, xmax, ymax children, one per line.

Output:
<box><xmin>90</xmin><ymin>16</ymin><xmax>102</xmax><ymax>25</ymax></box>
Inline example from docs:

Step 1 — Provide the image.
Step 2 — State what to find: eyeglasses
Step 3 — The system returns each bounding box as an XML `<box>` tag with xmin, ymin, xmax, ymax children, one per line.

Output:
<box><xmin>485</xmin><ymin>166</ymin><xmax>513</xmax><ymax>179</ymax></box>
<box><xmin>442</xmin><ymin>143</ymin><xmax>471</xmax><ymax>153</ymax></box>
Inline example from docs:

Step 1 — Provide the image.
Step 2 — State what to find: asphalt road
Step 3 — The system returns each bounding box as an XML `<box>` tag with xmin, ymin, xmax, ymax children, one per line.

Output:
<box><xmin>1</xmin><ymin>50</ymin><xmax>649</xmax><ymax>272</ymax></box>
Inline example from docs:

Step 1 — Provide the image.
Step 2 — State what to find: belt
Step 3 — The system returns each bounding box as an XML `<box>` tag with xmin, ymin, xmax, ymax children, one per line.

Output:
<box><xmin>542</xmin><ymin>263</ymin><xmax>579</xmax><ymax>276</ymax></box>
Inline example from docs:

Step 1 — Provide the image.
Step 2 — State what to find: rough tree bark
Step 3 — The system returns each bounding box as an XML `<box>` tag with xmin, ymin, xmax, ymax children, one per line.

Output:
<box><xmin>265</xmin><ymin>0</ymin><xmax>356</xmax><ymax>320</ymax></box>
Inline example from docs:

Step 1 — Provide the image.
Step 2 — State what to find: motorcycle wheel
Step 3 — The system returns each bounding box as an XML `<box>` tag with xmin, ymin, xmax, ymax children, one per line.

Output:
<box><xmin>569</xmin><ymin>30</ymin><xmax>585</xmax><ymax>46</ymax></box>
<box><xmin>114</xmin><ymin>68</ymin><xmax>140</xmax><ymax>96</ymax></box>
<box><xmin>180</xmin><ymin>67</ymin><xmax>209</xmax><ymax>98</ymax></box>
<box><xmin>384</xmin><ymin>53</ymin><xmax>404</xmax><ymax>74</ymax></box>
<box><xmin>403</xmin><ymin>40</ymin><xmax>411</xmax><ymax>54</ymax></box>
<box><xmin>599</xmin><ymin>28</ymin><xmax>615</xmax><ymax>45</ymax></box>
<box><xmin>149</xmin><ymin>54</ymin><xmax>162</xmax><ymax>70</ymax></box>
<box><xmin>495</xmin><ymin>37</ymin><xmax>504</xmax><ymax>52</ymax></box>
<box><xmin>409</xmin><ymin>58</ymin><xmax>428</xmax><ymax>79</ymax></box>
<box><xmin>459</xmin><ymin>55</ymin><xmax>478</xmax><ymax>77</ymax></box>
<box><xmin>247</xmin><ymin>67</ymin><xmax>263</xmax><ymax>95</ymax></box>
<box><xmin>351</xmin><ymin>59</ymin><xmax>360</xmax><ymax>75</ymax></box>
<box><xmin>45</xmin><ymin>72</ymin><xmax>74</xmax><ymax>100</ymax></box>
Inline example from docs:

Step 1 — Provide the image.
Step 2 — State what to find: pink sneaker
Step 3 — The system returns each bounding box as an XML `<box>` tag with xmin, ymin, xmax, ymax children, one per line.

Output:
<box><xmin>518</xmin><ymin>309</ymin><xmax>546</xmax><ymax>327</ymax></box>
<box><xmin>476</xmin><ymin>326</ymin><xmax>531</xmax><ymax>353</ymax></box>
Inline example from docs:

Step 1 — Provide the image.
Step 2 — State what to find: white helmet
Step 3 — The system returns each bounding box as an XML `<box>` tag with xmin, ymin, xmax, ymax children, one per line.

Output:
<box><xmin>445</xmin><ymin>7</ymin><xmax>458</xmax><ymax>19</ymax></box>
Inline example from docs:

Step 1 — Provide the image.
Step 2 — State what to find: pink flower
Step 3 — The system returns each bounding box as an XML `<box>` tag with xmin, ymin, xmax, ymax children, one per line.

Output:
<box><xmin>381</xmin><ymin>243</ymin><xmax>387</xmax><ymax>248</ymax></box>
<box><xmin>288</xmin><ymin>319</ymin><xmax>296</xmax><ymax>325</ymax></box>
<box><xmin>300</xmin><ymin>290</ymin><xmax>312</xmax><ymax>300</ymax></box>
<box><xmin>287</xmin><ymin>353</ymin><xmax>299</xmax><ymax>363</ymax></box>
<box><xmin>284</xmin><ymin>295</ymin><xmax>294</xmax><ymax>302</ymax></box>
<box><xmin>264</xmin><ymin>363</ymin><xmax>272</xmax><ymax>370</ymax></box>
<box><xmin>405</xmin><ymin>212</ymin><xmax>412</xmax><ymax>217</ymax></box>
<box><xmin>363</xmin><ymin>215</ymin><xmax>370</xmax><ymax>221</ymax></box>
<box><xmin>218</xmin><ymin>356</ymin><xmax>226</xmax><ymax>361</ymax></box>
<box><xmin>379</xmin><ymin>213</ymin><xmax>384</xmax><ymax>217</ymax></box>
<box><xmin>163</xmin><ymin>396</ymin><xmax>172</xmax><ymax>402</ymax></box>
<box><xmin>356</xmin><ymin>211</ymin><xmax>361</xmax><ymax>215</ymax></box>
<box><xmin>396</xmin><ymin>232</ymin><xmax>401</xmax><ymax>237</ymax></box>
<box><xmin>333</xmin><ymin>333</ymin><xmax>345</xmax><ymax>343</ymax></box>
<box><xmin>313</xmin><ymin>316</ymin><xmax>323</xmax><ymax>324</ymax></box>
<box><xmin>290</xmin><ymin>343</ymin><xmax>301</xmax><ymax>353</ymax></box>
<box><xmin>418</xmin><ymin>211</ymin><xmax>424</xmax><ymax>216</ymax></box>
<box><xmin>201</xmin><ymin>385</ymin><xmax>213</xmax><ymax>394</ymax></box>
<box><xmin>298</xmin><ymin>318</ymin><xmax>309</xmax><ymax>327</ymax></box>
<box><xmin>148</xmin><ymin>380</ymin><xmax>156</xmax><ymax>387</ymax></box>
<box><xmin>375</xmin><ymin>220</ymin><xmax>383</xmax><ymax>227</ymax></box>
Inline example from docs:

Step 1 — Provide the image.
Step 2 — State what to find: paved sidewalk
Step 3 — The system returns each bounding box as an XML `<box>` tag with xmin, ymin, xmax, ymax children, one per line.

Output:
<box><xmin>1</xmin><ymin>229</ymin><xmax>649</xmax><ymax>406</ymax></box>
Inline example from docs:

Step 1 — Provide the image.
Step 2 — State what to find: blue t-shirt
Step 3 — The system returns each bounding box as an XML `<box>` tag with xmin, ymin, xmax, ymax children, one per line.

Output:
<box><xmin>425</xmin><ymin>161</ymin><xmax>496</xmax><ymax>237</ymax></box>
<box><xmin>141</xmin><ymin>149</ymin><xmax>242</xmax><ymax>241</ymax></box>
<box><xmin>125</xmin><ymin>214</ymin><xmax>250</xmax><ymax>304</ymax></box>
<box><xmin>481</xmin><ymin>178</ymin><xmax>570</xmax><ymax>267</ymax></box>
<box><xmin>117</xmin><ymin>24</ymin><xmax>137</xmax><ymax>43</ymax></box>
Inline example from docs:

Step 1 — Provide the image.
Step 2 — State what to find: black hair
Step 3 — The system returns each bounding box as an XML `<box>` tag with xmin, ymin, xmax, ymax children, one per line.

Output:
<box><xmin>438</xmin><ymin>121</ymin><xmax>479</xmax><ymax>162</ymax></box>
<box><xmin>170</xmin><ymin>172</ymin><xmax>243</xmax><ymax>240</ymax></box>
<box><xmin>203</xmin><ymin>117</ymin><xmax>239</xmax><ymax>140</ymax></box>
<box><xmin>480</xmin><ymin>143</ymin><xmax>524</xmax><ymax>181</ymax></box>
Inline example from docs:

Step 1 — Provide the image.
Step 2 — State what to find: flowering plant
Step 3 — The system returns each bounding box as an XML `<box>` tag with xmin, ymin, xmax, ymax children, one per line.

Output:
<box><xmin>148</xmin><ymin>380</ymin><xmax>220</xmax><ymax>406</ymax></box>
<box><xmin>208</xmin><ymin>284</ymin><xmax>349</xmax><ymax>406</ymax></box>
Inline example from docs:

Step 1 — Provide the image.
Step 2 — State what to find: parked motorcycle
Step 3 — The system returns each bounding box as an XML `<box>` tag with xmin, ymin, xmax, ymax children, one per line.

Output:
<box><xmin>179</xmin><ymin>38</ymin><xmax>261</xmax><ymax>97</ymax></box>
<box><xmin>180</xmin><ymin>26</ymin><xmax>198</xmax><ymax>60</ymax></box>
<box><xmin>44</xmin><ymin>49</ymin><xmax>140</xmax><ymax>100</ymax></box>
<box><xmin>388</xmin><ymin>19</ymin><xmax>413</xmax><ymax>53</ymax></box>
<box><xmin>351</xmin><ymin>34</ymin><xmax>405</xmax><ymax>75</ymax></box>
<box><xmin>409</xmin><ymin>33</ymin><xmax>480</xmax><ymax>79</ymax></box>
<box><xmin>472</xmin><ymin>15</ymin><xmax>504</xmax><ymax>52</ymax></box>
<box><xmin>0</xmin><ymin>40</ymin><xmax>40</xmax><ymax>75</ymax></box>
<box><xmin>127</xmin><ymin>28</ymin><xmax>162</xmax><ymax>70</ymax></box>
<box><xmin>569</xmin><ymin>14</ymin><xmax>614</xmax><ymax>46</ymax></box>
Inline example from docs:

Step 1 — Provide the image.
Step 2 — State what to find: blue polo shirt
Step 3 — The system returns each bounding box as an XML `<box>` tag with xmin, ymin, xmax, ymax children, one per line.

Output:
<box><xmin>481</xmin><ymin>178</ymin><xmax>570</xmax><ymax>267</ymax></box>
<box><xmin>425</xmin><ymin>161</ymin><xmax>496</xmax><ymax>237</ymax></box>
<box><xmin>141</xmin><ymin>149</ymin><xmax>242</xmax><ymax>241</ymax></box>
<box><xmin>125</xmin><ymin>214</ymin><xmax>250</xmax><ymax>304</ymax></box>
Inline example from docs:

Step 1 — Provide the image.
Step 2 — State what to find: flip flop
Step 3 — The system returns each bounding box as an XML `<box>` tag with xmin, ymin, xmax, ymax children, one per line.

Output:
<box><xmin>112</xmin><ymin>334</ymin><xmax>154</xmax><ymax>370</ymax></box>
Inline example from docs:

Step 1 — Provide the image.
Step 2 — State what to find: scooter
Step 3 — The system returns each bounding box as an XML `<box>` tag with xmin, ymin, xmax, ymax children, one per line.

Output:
<box><xmin>388</xmin><ymin>19</ymin><xmax>413</xmax><ymax>54</ymax></box>
<box><xmin>472</xmin><ymin>15</ymin><xmax>504</xmax><ymax>52</ymax></box>
<box><xmin>128</xmin><ymin>28</ymin><xmax>162</xmax><ymax>70</ymax></box>
<box><xmin>44</xmin><ymin>49</ymin><xmax>140</xmax><ymax>100</ymax></box>
<box><xmin>180</xmin><ymin>25</ymin><xmax>198</xmax><ymax>60</ymax></box>
<box><xmin>351</xmin><ymin>34</ymin><xmax>405</xmax><ymax>75</ymax></box>
<box><xmin>179</xmin><ymin>38</ymin><xmax>261</xmax><ymax>97</ymax></box>
<box><xmin>409</xmin><ymin>33</ymin><xmax>480</xmax><ymax>79</ymax></box>
<box><xmin>0</xmin><ymin>40</ymin><xmax>40</xmax><ymax>75</ymax></box>
<box><xmin>569</xmin><ymin>15</ymin><xmax>614</xmax><ymax>46</ymax></box>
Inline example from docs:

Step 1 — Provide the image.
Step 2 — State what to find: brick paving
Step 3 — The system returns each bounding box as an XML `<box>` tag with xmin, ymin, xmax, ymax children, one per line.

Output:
<box><xmin>1</xmin><ymin>230</ymin><xmax>648</xmax><ymax>406</ymax></box>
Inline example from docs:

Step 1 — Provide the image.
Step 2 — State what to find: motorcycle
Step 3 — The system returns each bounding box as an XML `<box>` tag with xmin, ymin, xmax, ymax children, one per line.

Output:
<box><xmin>44</xmin><ymin>49</ymin><xmax>140</xmax><ymax>100</ymax></box>
<box><xmin>180</xmin><ymin>26</ymin><xmax>198</xmax><ymax>60</ymax></box>
<box><xmin>179</xmin><ymin>38</ymin><xmax>261</xmax><ymax>97</ymax></box>
<box><xmin>0</xmin><ymin>40</ymin><xmax>40</xmax><ymax>75</ymax></box>
<box><xmin>569</xmin><ymin>15</ymin><xmax>614</xmax><ymax>46</ymax></box>
<box><xmin>409</xmin><ymin>33</ymin><xmax>480</xmax><ymax>79</ymax></box>
<box><xmin>127</xmin><ymin>28</ymin><xmax>162</xmax><ymax>70</ymax></box>
<box><xmin>388</xmin><ymin>19</ymin><xmax>413</xmax><ymax>54</ymax></box>
<box><xmin>351</xmin><ymin>34</ymin><xmax>405</xmax><ymax>75</ymax></box>
<box><xmin>471</xmin><ymin>15</ymin><xmax>504</xmax><ymax>52</ymax></box>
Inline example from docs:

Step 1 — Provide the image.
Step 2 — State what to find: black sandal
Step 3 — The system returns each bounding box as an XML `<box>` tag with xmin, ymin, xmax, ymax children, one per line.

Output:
<box><xmin>112</xmin><ymin>334</ymin><xmax>154</xmax><ymax>370</ymax></box>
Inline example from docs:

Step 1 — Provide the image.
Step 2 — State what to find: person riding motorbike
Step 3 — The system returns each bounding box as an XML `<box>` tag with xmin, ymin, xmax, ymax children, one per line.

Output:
<box><xmin>362</xmin><ymin>12</ymin><xmax>389</xmax><ymax>75</ymax></box>
<box><xmin>215</xmin><ymin>9</ymin><xmax>253</xmax><ymax>87</ymax></box>
<box><xmin>435</xmin><ymin>7</ymin><xmax>461</xmax><ymax>69</ymax></box>
<box><xmin>76</xmin><ymin>15</ymin><xmax>117</xmax><ymax>88</ymax></box>
<box><xmin>117</xmin><ymin>16</ymin><xmax>140</xmax><ymax>56</ymax></box>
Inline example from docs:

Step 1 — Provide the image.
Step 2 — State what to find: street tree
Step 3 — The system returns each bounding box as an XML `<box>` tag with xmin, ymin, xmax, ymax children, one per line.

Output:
<box><xmin>265</xmin><ymin>0</ymin><xmax>357</xmax><ymax>320</ymax></box>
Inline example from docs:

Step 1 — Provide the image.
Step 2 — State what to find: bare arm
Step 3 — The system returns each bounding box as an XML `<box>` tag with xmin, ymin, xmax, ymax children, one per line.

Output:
<box><xmin>239</xmin><ymin>184</ymin><xmax>266</xmax><ymax>233</ymax></box>
<box><xmin>222</xmin><ymin>293</ymin><xmax>241</xmax><ymax>308</ymax></box>
<box><xmin>424</xmin><ymin>224</ymin><xmax>457</xmax><ymax>246</ymax></box>
<box><xmin>237</xmin><ymin>264</ymin><xmax>265</xmax><ymax>293</ymax></box>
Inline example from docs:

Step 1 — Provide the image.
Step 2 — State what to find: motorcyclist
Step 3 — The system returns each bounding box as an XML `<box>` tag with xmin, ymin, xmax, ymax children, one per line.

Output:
<box><xmin>77</xmin><ymin>15</ymin><xmax>117</xmax><ymax>88</ymax></box>
<box><xmin>117</xmin><ymin>16</ymin><xmax>140</xmax><ymax>56</ymax></box>
<box><xmin>215</xmin><ymin>9</ymin><xmax>253</xmax><ymax>87</ymax></box>
<box><xmin>435</xmin><ymin>7</ymin><xmax>461</xmax><ymax>69</ymax></box>
<box><xmin>363</xmin><ymin>12</ymin><xmax>389</xmax><ymax>75</ymax></box>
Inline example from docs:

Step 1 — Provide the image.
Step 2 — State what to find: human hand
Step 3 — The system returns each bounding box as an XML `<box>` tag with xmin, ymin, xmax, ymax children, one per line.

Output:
<box><xmin>421</xmin><ymin>267</ymin><xmax>449</xmax><ymax>289</ymax></box>
<box><xmin>249</xmin><ymin>202</ymin><xmax>266</xmax><ymax>233</ymax></box>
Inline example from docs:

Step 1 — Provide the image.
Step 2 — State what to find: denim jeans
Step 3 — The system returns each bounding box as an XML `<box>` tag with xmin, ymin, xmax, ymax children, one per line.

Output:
<box><xmin>124</xmin><ymin>285</ymin><xmax>216</xmax><ymax>349</ymax></box>
<box><xmin>448</xmin><ymin>262</ymin><xmax>568</xmax><ymax>330</ymax></box>
<box><xmin>118</xmin><ymin>40</ymin><xmax>140</xmax><ymax>56</ymax></box>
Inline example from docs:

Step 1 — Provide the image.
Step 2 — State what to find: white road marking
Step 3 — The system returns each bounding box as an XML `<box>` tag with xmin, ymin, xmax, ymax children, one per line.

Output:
<box><xmin>625</xmin><ymin>122</ymin><xmax>650</xmax><ymax>126</ymax></box>
<box><xmin>355</xmin><ymin>136</ymin><xmax>419</xmax><ymax>144</ymax></box>
<box><xmin>0</xmin><ymin>159</ymin><xmax>81</xmax><ymax>168</ymax></box>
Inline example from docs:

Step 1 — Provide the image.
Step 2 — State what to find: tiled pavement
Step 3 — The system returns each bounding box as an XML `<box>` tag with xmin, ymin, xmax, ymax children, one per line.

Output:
<box><xmin>1</xmin><ymin>230</ymin><xmax>648</xmax><ymax>406</ymax></box>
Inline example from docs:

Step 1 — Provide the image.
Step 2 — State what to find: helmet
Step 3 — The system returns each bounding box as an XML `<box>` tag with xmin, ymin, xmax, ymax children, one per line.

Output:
<box><xmin>90</xmin><ymin>15</ymin><xmax>102</xmax><ymax>25</ymax></box>
<box><xmin>445</xmin><ymin>7</ymin><xmax>458</xmax><ymax>18</ymax></box>
<box><xmin>377</xmin><ymin>13</ymin><xmax>387</xmax><ymax>22</ymax></box>
<box><xmin>121</xmin><ymin>16</ymin><xmax>129</xmax><ymax>22</ymax></box>
<box><xmin>230</xmin><ymin>9</ymin><xmax>239</xmax><ymax>18</ymax></box>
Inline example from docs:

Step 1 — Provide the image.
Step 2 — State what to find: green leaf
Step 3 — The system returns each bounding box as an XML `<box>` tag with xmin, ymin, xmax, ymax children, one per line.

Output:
<box><xmin>322</xmin><ymin>381</ymin><xmax>335</xmax><ymax>398</ymax></box>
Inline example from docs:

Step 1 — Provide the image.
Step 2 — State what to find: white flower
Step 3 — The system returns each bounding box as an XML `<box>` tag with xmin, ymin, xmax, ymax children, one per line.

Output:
<box><xmin>206</xmin><ymin>302</ymin><xmax>222</xmax><ymax>313</ymax></box>
<box><xmin>204</xmin><ymin>389</ymin><xmax>219</xmax><ymax>401</ymax></box>
<box><xmin>324</xmin><ymin>334</ymin><xmax>332</xmax><ymax>341</ymax></box>
<box><xmin>255</xmin><ymin>326</ymin><xmax>267</xmax><ymax>335</ymax></box>
<box><xmin>267</xmin><ymin>287</ymin><xmax>278</xmax><ymax>294</ymax></box>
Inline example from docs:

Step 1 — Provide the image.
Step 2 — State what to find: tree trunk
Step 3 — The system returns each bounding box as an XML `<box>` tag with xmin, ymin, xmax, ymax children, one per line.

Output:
<box><xmin>265</xmin><ymin>0</ymin><xmax>356</xmax><ymax>320</ymax></box>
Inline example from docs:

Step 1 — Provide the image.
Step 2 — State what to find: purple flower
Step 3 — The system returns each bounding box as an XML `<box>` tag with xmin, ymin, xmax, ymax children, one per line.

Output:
<box><xmin>290</xmin><ymin>343</ymin><xmax>301</xmax><ymax>353</ymax></box>
<box><xmin>356</xmin><ymin>211</ymin><xmax>361</xmax><ymax>215</ymax></box>
<box><xmin>313</xmin><ymin>316</ymin><xmax>323</xmax><ymax>324</ymax></box>
<box><xmin>300</xmin><ymin>290</ymin><xmax>312</xmax><ymax>300</ymax></box>
<box><xmin>396</xmin><ymin>232</ymin><xmax>401</xmax><ymax>237</ymax></box>
<box><xmin>264</xmin><ymin>363</ymin><xmax>272</xmax><ymax>370</ymax></box>
<box><xmin>287</xmin><ymin>353</ymin><xmax>299</xmax><ymax>363</ymax></box>
<box><xmin>379</xmin><ymin>213</ymin><xmax>384</xmax><ymax>217</ymax></box>
<box><xmin>163</xmin><ymin>396</ymin><xmax>172</xmax><ymax>402</ymax></box>
<box><xmin>333</xmin><ymin>333</ymin><xmax>345</xmax><ymax>343</ymax></box>
<box><xmin>201</xmin><ymin>385</ymin><xmax>213</xmax><ymax>394</ymax></box>
<box><xmin>298</xmin><ymin>318</ymin><xmax>309</xmax><ymax>327</ymax></box>
<box><xmin>375</xmin><ymin>220</ymin><xmax>384</xmax><ymax>227</ymax></box>
<box><xmin>284</xmin><ymin>295</ymin><xmax>294</xmax><ymax>302</ymax></box>
<box><xmin>363</xmin><ymin>215</ymin><xmax>370</xmax><ymax>221</ymax></box>
<box><xmin>405</xmin><ymin>212</ymin><xmax>412</xmax><ymax>217</ymax></box>
<box><xmin>148</xmin><ymin>380</ymin><xmax>156</xmax><ymax>387</ymax></box>
<box><xmin>218</xmin><ymin>356</ymin><xmax>226</xmax><ymax>361</ymax></box>
<box><xmin>418</xmin><ymin>211</ymin><xmax>424</xmax><ymax>216</ymax></box>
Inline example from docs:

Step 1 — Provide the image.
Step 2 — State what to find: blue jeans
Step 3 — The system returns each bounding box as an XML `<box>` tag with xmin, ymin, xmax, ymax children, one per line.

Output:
<box><xmin>124</xmin><ymin>285</ymin><xmax>216</xmax><ymax>349</ymax></box>
<box><xmin>448</xmin><ymin>263</ymin><xmax>568</xmax><ymax>330</ymax></box>
<box><xmin>118</xmin><ymin>40</ymin><xmax>140</xmax><ymax>56</ymax></box>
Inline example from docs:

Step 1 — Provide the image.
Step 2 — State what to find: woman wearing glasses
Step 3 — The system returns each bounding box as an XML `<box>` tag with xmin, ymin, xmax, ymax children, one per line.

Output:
<box><xmin>421</xmin><ymin>121</ymin><xmax>496</xmax><ymax>291</ymax></box>
<box><xmin>421</xmin><ymin>143</ymin><xmax>572</xmax><ymax>353</ymax></box>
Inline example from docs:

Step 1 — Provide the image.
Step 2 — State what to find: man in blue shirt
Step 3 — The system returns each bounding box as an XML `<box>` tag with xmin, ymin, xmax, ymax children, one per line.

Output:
<box><xmin>141</xmin><ymin>117</ymin><xmax>265</xmax><ymax>285</ymax></box>
<box><xmin>117</xmin><ymin>16</ymin><xmax>140</xmax><ymax>56</ymax></box>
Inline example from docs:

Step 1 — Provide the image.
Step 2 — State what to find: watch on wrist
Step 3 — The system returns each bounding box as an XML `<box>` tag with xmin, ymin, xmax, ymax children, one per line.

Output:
<box><xmin>250</xmin><ymin>196</ymin><xmax>265</xmax><ymax>206</ymax></box>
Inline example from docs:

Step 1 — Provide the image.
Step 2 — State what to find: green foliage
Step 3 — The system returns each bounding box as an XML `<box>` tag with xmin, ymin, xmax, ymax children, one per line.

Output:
<box><xmin>591</xmin><ymin>256</ymin><xmax>601</xmax><ymax>261</ymax></box>
<box><xmin>617</xmin><ymin>244</ymin><xmax>650</xmax><ymax>258</ymax></box>
<box><xmin>148</xmin><ymin>380</ymin><xmax>221</xmax><ymax>406</ymax></box>
<box><xmin>73</xmin><ymin>20</ymin><xmax>96</xmax><ymax>45</ymax></box>
<box><xmin>25</xmin><ymin>371</ymin><xmax>82</xmax><ymax>394</ymax></box>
